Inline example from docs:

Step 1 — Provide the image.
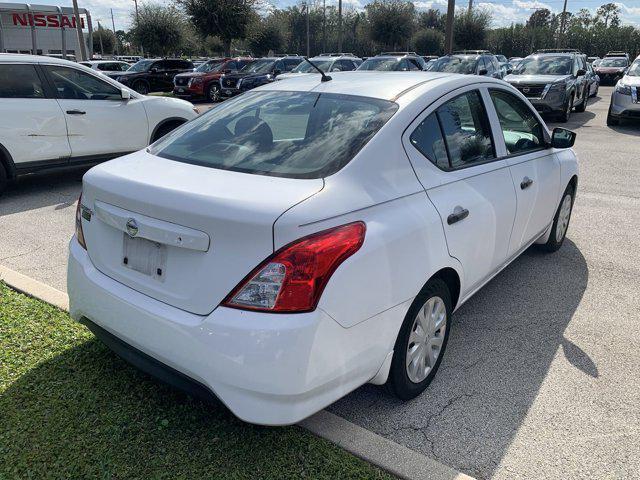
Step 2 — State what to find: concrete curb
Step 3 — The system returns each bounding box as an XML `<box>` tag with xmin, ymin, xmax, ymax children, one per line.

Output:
<box><xmin>1</xmin><ymin>265</ymin><xmax>474</xmax><ymax>480</ymax></box>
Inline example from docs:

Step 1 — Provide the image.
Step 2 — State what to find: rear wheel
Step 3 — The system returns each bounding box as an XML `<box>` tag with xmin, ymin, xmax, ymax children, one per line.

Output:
<box><xmin>150</xmin><ymin>121</ymin><xmax>184</xmax><ymax>143</ymax></box>
<box><xmin>539</xmin><ymin>184</ymin><xmax>575</xmax><ymax>253</ymax></box>
<box><xmin>132</xmin><ymin>81</ymin><xmax>149</xmax><ymax>95</ymax></box>
<box><xmin>0</xmin><ymin>162</ymin><xmax>7</xmax><ymax>195</ymax></box>
<box><xmin>387</xmin><ymin>279</ymin><xmax>451</xmax><ymax>400</ymax></box>
<box><xmin>207</xmin><ymin>83</ymin><xmax>221</xmax><ymax>102</ymax></box>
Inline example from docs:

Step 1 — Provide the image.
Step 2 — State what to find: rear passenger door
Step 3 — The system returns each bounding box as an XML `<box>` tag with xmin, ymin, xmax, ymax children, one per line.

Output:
<box><xmin>0</xmin><ymin>63</ymin><xmax>71</xmax><ymax>167</ymax></box>
<box><xmin>486</xmin><ymin>87</ymin><xmax>560</xmax><ymax>254</ymax></box>
<box><xmin>403</xmin><ymin>87</ymin><xmax>517</xmax><ymax>295</ymax></box>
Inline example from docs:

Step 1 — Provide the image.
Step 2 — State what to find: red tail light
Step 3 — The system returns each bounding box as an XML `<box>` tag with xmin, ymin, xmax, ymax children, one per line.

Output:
<box><xmin>75</xmin><ymin>193</ymin><xmax>87</xmax><ymax>250</ymax></box>
<box><xmin>223</xmin><ymin>222</ymin><xmax>366</xmax><ymax>313</ymax></box>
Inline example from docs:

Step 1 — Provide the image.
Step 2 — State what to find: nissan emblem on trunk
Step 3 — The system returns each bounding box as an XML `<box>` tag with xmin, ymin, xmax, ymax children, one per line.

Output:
<box><xmin>126</xmin><ymin>218</ymin><xmax>139</xmax><ymax>237</ymax></box>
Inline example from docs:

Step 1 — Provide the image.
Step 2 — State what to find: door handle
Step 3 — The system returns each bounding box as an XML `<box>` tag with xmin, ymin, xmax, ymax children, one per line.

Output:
<box><xmin>66</xmin><ymin>109</ymin><xmax>86</xmax><ymax>115</ymax></box>
<box><xmin>447</xmin><ymin>206</ymin><xmax>469</xmax><ymax>225</ymax></box>
<box><xmin>520</xmin><ymin>176</ymin><xmax>534</xmax><ymax>189</ymax></box>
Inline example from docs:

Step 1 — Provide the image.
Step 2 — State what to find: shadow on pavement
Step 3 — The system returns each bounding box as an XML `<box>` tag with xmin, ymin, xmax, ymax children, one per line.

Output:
<box><xmin>330</xmin><ymin>239</ymin><xmax>589</xmax><ymax>478</ymax></box>
<box><xmin>0</xmin><ymin>168</ymin><xmax>85</xmax><ymax>217</ymax></box>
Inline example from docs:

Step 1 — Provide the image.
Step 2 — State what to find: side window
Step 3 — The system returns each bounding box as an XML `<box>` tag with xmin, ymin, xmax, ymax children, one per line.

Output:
<box><xmin>407</xmin><ymin>59</ymin><xmax>422</xmax><ymax>71</ymax></box>
<box><xmin>490</xmin><ymin>89</ymin><xmax>544</xmax><ymax>155</ymax></box>
<box><xmin>274</xmin><ymin>60</ymin><xmax>285</xmax><ymax>72</ymax></box>
<box><xmin>0</xmin><ymin>64</ymin><xmax>45</xmax><ymax>98</ymax></box>
<box><xmin>477</xmin><ymin>57</ymin><xmax>486</xmax><ymax>73</ymax></box>
<box><xmin>225</xmin><ymin>61</ymin><xmax>237</xmax><ymax>71</ymax></box>
<box><xmin>341</xmin><ymin>60</ymin><xmax>356</xmax><ymax>71</ymax></box>
<box><xmin>284</xmin><ymin>59</ymin><xmax>301</xmax><ymax>71</ymax></box>
<box><xmin>436</xmin><ymin>90</ymin><xmax>495</xmax><ymax>168</ymax></box>
<box><xmin>410</xmin><ymin>113</ymin><xmax>449</xmax><ymax>169</ymax></box>
<box><xmin>45</xmin><ymin>66</ymin><xmax>121</xmax><ymax>100</ymax></box>
<box><xmin>179</xmin><ymin>61</ymin><xmax>194</xmax><ymax>70</ymax></box>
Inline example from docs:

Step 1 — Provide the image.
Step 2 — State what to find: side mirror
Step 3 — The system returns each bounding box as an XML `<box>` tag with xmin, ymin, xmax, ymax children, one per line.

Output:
<box><xmin>150</xmin><ymin>67</ymin><xmax>158</xmax><ymax>73</ymax></box>
<box><xmin>506</xmin><ymin>68</ymin><xmax>513</xmax><ymax>75</ymax></box>
<box><xmin>576</xmin><ymin>68</ymin><xmax>586</xmax><ymax>76</ymax></box>
<box><xmin>478</xmin><ymin>68</ymin><xmax>488</xmax><ymax>76</ymax></box>
<box><xmin>551</xmin><ymin>127</ymin><xmax>576</xmax><ymax>148</ymax></box>
<box><xmin>120</xmin><ymin>89</ymin><xmax>131</xmax><ymax>100</ymax></box>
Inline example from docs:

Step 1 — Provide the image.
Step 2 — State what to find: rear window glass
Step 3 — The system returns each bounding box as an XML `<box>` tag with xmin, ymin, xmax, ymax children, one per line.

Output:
<box><xmin>152</xmin><ymin>91</ymin><xmax>398</xmax><ymax>179</ymax></box>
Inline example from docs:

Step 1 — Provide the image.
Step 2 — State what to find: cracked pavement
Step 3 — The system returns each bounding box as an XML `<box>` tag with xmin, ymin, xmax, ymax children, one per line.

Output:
<box><xmin>1</xmin><ymin>88</ymin><xmax>639</xmax><ymax>479</ymax></box>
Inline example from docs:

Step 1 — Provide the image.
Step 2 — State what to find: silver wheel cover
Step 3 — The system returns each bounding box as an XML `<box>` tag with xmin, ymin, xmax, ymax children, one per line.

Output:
<box><xmin>555</xmin><ymin>194</ymin><xmax>572</xmax><ymax>243</ymax></box>
<box><xmin>406</xmin><ymin>296</ymin><xmax>447</xmax><ymax>383</ymax></box>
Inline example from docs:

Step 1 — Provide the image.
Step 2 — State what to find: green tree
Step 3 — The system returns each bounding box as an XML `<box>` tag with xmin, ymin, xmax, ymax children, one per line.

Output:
<box><xmin>92</xmin><ymin>27</ymin><xmax>116</xmax><ymax>55</ymax></box>
<box><xmin>366</xmin><ymin>0</ymin><xmax>415</xmax><ymax>51</ymax></box>
<box><xmin>179</xmin><ymin>0</ymin><xmax>256</xmax><ymax>56</ymax></box>
<box><xmin>248</xmin><ymin>21</ymin><xmax>285</xmax><ymax>56</ymax></box>
<box><xmin>596</xmin><ymin>3</ymin><xmax>621</xmax><ymax>28</ymax></box>
<box><xmin>413</xmin><ymin>29</ymin><xmax>444</xmax><ymax>55</ymax></box>
<box><xmin>527</xmin><ymin>9</ymin><xmax>552</xmax><ymax>28</ymax></box>
<box><xmin>453</xmin><ymin>9</ymin><xmax>491</xmax><ymax>51</ymax></box>
<box><xmin>130</xmin><ymin>4</ymin><xmax>187</xmax><ymax>56</ymax></box>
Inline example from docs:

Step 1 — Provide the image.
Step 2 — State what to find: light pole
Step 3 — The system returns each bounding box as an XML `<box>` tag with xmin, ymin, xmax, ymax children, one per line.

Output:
<box><xmin>338</xmin><ymin>0</ymin><xmax>342</xmax><ymax>52</ymax></box>
<box><xmin>444</xmin><ymin>0</ymin><xmax>455</xmax><ymax>54</ymax></box>
<box><xmin>133</xmin><ymin>0</ymin><xmax>144</xmax><ymax>56</ymax></box>
<box><xmin>97</xmin><ymin>20</ymin><xmax>104</xmax><ymax>57</ymax></box>
<box><xmin>557</xmin><ymin>0</ymin><xmax>568</xmax><ymax>48</ymax></box>
<box><xmin>71</xmin><ymin>0</ymin><xmax>88</xmax><ymax>61</ymax></box>
<box><xmin>111</xmin><ymin>8</ymin><xmax>120</xmax><ymax>56</ymax></box>
<box><xmin>306</xmin><ymin>2</ymin><xmax>310</xmax><ymax>57</ymax></box>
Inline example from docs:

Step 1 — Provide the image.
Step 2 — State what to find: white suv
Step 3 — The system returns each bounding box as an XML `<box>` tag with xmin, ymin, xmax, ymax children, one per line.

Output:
<box><xmin>0</xmin><ymin>54</ymin><xmax>198</xmax><ymax>193</ymax></box>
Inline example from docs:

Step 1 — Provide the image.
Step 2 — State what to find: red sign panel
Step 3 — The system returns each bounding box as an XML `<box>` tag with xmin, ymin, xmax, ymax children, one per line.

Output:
<box><xmin>11</xmin><ymin>13</ymin><xmax>86</xmax><ymax>29</ymax></box>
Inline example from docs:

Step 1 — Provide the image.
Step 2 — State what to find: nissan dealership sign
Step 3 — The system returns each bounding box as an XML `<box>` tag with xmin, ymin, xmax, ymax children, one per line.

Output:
<box><xmin>0</xmin><ymin>3</ymin><xmax>92</xmax><ymax>56</ymax></box>
<box><xmin>7</xmin><ymin>12</ymin><xmax>86</xmax><ymax>29</ymax></box>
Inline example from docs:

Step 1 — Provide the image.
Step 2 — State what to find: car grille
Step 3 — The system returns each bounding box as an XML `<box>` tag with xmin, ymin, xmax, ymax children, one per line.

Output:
<box><xmin>514</xmin><ymin>84</ymin><xmax>546</xmax><ymax>98</ymax></box>
<box><xmin>174</xmin><ymin>77</ymin><xmax>189</xmax><ymax>86</ymax></box>
<box><xmin>221</xmin><ymin>78</ymin><xmax>238</xmax><ymax>88</ymax></box>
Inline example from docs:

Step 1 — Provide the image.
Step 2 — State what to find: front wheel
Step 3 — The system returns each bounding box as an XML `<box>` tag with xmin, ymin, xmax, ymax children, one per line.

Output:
<box><xmin>0</xmin><ymin>162</ymin><xmax>7</xmax><ymax>195</ymax></box>
<box><xmin>607</xmin><ymin>105</ymin><xmax>620</xmax><ymax>126</ymax></box>
<box><xmin>207</xmin><ymin>84</ymin><xmax>221</xmax><ymax>102</ymax></box>
<box><xmin>574</xmin><ymin>90</ymin><xmax>587</xmax><ymax>112</ymax></box>
<box><xmin>387</xmin><ymin>279</ymin><xmax>451</xmax><ymax>400</ymax></box>
<box><xmin>132</xmin><ymin>81</ymin><xmax>149</xmax><ymax>95</ymax></box>
<box><xmin>539</xmin><ymin>184</ymin><xmax>575</xmax><ymax>253</ymax></box>
<box><xmin>558</xmin><ymin>94</ymin><xmax>574</xmax><ymax>122</ymax></box>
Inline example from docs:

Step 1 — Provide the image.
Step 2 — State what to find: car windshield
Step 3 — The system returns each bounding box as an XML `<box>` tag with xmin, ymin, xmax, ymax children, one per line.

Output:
<box><xmin>127</xmin><ymin>60</ymin><xmax>155</xmax><ymax>72</ymax></box>
<box><xmin>430</xmin><ymin>56</ymin><xmax>477</xmax><ymax>74</ymax></box>
<box><xmin>292</xmin><ymin>60</ymin><xmax>333</xmax><ymax>73</ymax></box>
<box><xmin>600</xmin><ymin>58</ymin><xmax>627</xmax><ymax>67</ymax></box>
<box><xmin>512</xmin><ymin>56</ymin><xmax>572</xmax><ymax>75</ymax></box>
<box><xmin>196</xmin><ymin>60</ymin><xmax>225</xmax><ymax>73</ymax></box>
<box><xmin>151</xmin><ymin>91</ymin><xmax>398</xmax><ymax>179</ymax></box>
<box><xmin>627</xmin><ymin>61</ymin><xmax>640</xmax><ymax>76</ymax></box>
<box><xmin>240</xmin><ymin>60</ymin><xmax>275</xmax><ymax>74</ymax></box>
<box><xmin>358</xmin><ymin>58</ymin><xmax>401</xmax><ymax>71</ymax></box>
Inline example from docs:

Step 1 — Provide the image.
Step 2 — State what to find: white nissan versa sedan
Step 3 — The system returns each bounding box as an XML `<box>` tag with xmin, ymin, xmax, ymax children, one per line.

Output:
<box><xmin>68</xmin><ymin>72</ymin><xmax>578</xmax><ymax>425</ymax></box>
<box><xmin>0</xmin><ymin>54</ymin><xmax>197</xmax><ymax>194</ymax></box>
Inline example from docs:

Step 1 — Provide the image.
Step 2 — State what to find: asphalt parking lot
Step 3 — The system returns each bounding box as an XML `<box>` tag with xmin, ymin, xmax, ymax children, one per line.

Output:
<box><xmin>1</xmin><ymin>87</ymin><xmax>639</xmax><ymax>479</ymax></box>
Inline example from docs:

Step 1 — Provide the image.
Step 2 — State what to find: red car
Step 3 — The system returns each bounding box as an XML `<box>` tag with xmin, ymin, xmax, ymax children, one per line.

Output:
<box><xmin>173</xmin><ymin>57</ymin><xmax>253</xmax><ymax>102</ymax></box>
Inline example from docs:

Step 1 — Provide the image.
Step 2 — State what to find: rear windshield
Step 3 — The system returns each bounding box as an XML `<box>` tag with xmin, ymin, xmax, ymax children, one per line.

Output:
<box><xmin>151</xmin><ymin>91</ymin><xmax>398</xmax><ymax>179</ymax></box>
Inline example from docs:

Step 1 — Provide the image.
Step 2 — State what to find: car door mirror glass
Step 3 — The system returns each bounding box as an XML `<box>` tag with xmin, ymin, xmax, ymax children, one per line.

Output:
<box><xmin>551</xmin><ymin>127</ymin><xmax>576</xmax><ymax>148</ymax></box>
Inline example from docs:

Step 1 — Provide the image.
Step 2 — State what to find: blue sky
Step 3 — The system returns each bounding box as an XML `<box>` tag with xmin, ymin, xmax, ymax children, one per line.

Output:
<box><xmin>6</xmin><ymin>0</ymin><xmax>640</xmax><ymax>31</ymax></box>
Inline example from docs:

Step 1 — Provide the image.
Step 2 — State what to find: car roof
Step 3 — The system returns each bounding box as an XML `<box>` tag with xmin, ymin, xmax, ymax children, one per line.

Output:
<box><xmin>255</xmin><ymin>71</ymin><xmax>497</xmax><ymax>102</ymax></box>
<box><xmin>0</xmin><ymin>53</ymin><xmax>79</xmax><ymax>65</ymax></box>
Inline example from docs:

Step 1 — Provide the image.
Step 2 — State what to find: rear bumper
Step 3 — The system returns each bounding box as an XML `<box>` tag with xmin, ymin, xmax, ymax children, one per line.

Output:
<box><xmin>67</xmin><ymin>239</ymin><xmax>394</xmax><ymax>425</ymax></box>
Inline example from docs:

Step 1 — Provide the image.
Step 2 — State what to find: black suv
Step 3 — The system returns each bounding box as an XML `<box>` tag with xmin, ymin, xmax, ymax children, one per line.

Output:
<box><xmin>219</xmin><ymin>56</ymin><xmax>304</xmax><ymax>98</ymax></box>
<box><xmin>110</xmin><ymin>58</ymin><xmax>194</xmax><ymax>94</ymax></box>
<box><xmin>429</xmin><ymin>51</ymin><xmax>503</xmax><ymax>78</ymax></box>
<box><xmin>357</xmin><ymin>52</ymin><xmax>427</xmax><ymax>71</ymax></box>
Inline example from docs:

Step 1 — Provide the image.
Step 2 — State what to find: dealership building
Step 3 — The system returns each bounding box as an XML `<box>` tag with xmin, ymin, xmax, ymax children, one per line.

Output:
<box><xmin>0</xmin><ymin>3</ymin><xmax>93</xmax><ymax>58</ymax></box>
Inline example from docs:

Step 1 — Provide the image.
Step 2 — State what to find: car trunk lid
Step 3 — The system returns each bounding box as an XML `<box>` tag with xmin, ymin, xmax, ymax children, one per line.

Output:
<box><xmin>80</xmin><ymin>151</ymin><xmax>323</xmax><ymax>315</ymax></box>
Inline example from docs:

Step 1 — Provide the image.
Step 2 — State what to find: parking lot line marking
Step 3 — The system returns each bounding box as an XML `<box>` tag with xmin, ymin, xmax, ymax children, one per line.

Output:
<box><xmin>0</xmin><ymin>264</ymin><xmax>474</xmax><ymax>480</ymax></box>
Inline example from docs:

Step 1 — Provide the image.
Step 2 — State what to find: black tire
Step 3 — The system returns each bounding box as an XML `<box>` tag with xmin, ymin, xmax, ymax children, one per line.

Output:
<box><xmin>558</xmin><ymin>94</ymin><xmax>574</xmax><ymax>122</ymax></box>
<box><xmin>590</xmin><ymin>84</ymin><xmax>598</xmax><ymax>98</ymax></box>
<box><xmin>133</xmin><ymin>81</ymin><xmax>149</xmax><ymax>95</ymax></box>
<box><xmin>539</xmin><ymin>183</ymin><xmax>575</xmax><ymax>253</ymax></box>
<box><xmin>387</xmin><ymin>278</ymin><xmax>452</xmax><ymax>400</ymax></box>
<box><xmin>574</xmin><ymin>89</ymin><xmax>587</xmax><ymax>112</ymax></box>
<box><xmin>0</xmin><ymin>162</ymin><xmax>7</xmax><ymax>196</ymax></box>
<box><xmin>207</xmin><ymin>83</ymin><xmax>221</xmax><ymax>102</ymax></box>
<box><xmin>606</xmin><ymin>105</ymin><xmax>619</xmax><ymax>126</ymax></box>
<box><xmin>150</xmin><ymin>121</ymin><xmax>183</xmax><ymax>143</ymax></box>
